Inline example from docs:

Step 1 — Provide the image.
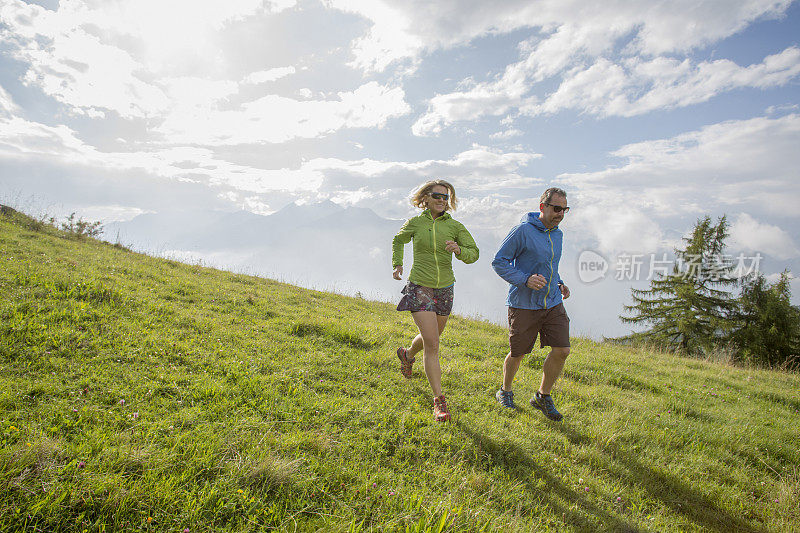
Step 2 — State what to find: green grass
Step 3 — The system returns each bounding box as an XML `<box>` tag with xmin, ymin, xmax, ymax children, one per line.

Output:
<box><xmin>1</xmin><ymin>211</ymin><xmax>798</xmax><ymax>532</ymax></box>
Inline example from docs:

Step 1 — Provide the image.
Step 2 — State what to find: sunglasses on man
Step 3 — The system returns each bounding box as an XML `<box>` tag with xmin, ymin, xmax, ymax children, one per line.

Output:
<box><xmin>430</xmin><ymin>192</ymin><xmax>449</xmax><ymax>201</ymax></box>
<box><xmin>544</xmin><ymin>202</ymin><xmax>570</xmax><ymax>213</ymax></box>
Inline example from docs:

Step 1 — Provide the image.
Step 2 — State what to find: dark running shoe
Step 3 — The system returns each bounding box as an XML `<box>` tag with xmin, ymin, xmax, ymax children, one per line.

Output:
<box><xmin>530</xmin><ymin>391</ymin><xmax>563</xmax><ymax>421</ymax></box>
<box><xmin>495</xmin><ymin>388</ymin><xmax>516</xmax><ymax>409</ymax></box>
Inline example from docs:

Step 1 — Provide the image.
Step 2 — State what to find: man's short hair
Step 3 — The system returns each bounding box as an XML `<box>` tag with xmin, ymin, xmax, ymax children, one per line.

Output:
<box><xmin>540</xmin><ymin>187</ymin><xmax>567</xmax><ymax>204</ymax></box>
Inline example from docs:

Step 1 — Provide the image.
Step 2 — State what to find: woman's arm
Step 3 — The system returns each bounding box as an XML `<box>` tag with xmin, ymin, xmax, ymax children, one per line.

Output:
<box><xmin>453</xmin><ymin>223</ymin><xmax>479</xmax><ymax>264</ymax></box>
<box><xmin>391</xmin><ymin>218</ymin><xmax>415</xmax><ymax>268</ymax></box>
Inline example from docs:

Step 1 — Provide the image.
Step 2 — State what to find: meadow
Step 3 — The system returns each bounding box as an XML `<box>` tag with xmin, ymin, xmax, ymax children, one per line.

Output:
<box><xmin>1</xmin><ymin>210</ymin><xmax>798</xmax><ymax>532</ymax></box>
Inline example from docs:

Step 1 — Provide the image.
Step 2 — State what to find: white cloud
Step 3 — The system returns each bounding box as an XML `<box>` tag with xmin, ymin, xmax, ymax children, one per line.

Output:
<box><xmin>416</xmin><ymin>46</ymin><xmax>800</xmax><ymax>133</ymax></box>
<box><xmin>526</xmin><ymin>47</ymin><xmax>800</xmax><ymax>117</ymax></box>
<box><xmin>156</xmin><ymin>82</ymin><xmax>411</xmax><ymax>144</ymax></box>
<box><xmin>161</xmin><ymin>77</ymin><xmax>239</xmax><ymax>107</ymax></box>
<box><xmin>77</xmin><ymin>205</ymin><xmax>150</xmax><ymax>223</ymax></box>
<box><xmin>305</xmin><ymin>144</ymin><xmax>540</xmax><ymax>185</ymax></box>
<box><xmin>0</xmin><ymin>86</ymin><xmax>19</xmax><ymax>117</ymax></box>
<box><xmin>296</xmin><ymin>144</ymin><xmax>543</xmax><ymax>225</ymax></box>
<box><xmin>572</xmin><ymin>204</ymin><xmax>665</xmax><ymax>256</ymax></box>
<box><xmin>729</xmin><ymin>213</ymin><xmax>800</xmax><ymax>260</ymax></box>
<box><xmin>490</xmin><ymin>128</ymin><xmax>524</xmax><ymax>140</ymax></box>
<box><xmin>0</xmin><ymin>101</ymin><xmax>541</xmax><ymax>204</ymax></box>
<box><xmin>560</xmin><ymin>114</ymin><xmax>800</xmax><ymax>215</ymax></box>
<box><xmin>324</xmin><ymin>0</ymin><xmax>424</xmax><ymax>72</ymax></box>
<box><xmin>455</xmin><ymin>195</ymin><xmax>543</xmax><ymax>237</ymax></box>
<box><xmin>0</xmin><ymin>0</ymin><xmax>295</xmax><ymax>119</ymax></box>
<box><xmin>0</xmin><ymin>115</ymin><xmax>94</xmax><ymax>159</ymax></box>
<box><xmin>242</xmin><ymin>67</ymin><xmax>297</xmax><ymax>84</ymax></box>
<box><xmin>413</xmin><ymin>85</ymin><xmax>524</xmax><ymax>136</ymax></box>
<box><xmin>328</xmin><ymin>0</ymin><xmax>792</xmax><ymax>73</ymax></box>
<box><xmin>15</xmin><ymin>25</ymin><xmax>170</xmax><ymax>118</ymax></box>
<box><xmin>766</xmin><ymin>103</ymin><xmax>800</xmax><ymax>115</ymax></box>
<box><xmin>0</xmin><ymin>111</ymin><xmax>322</xmax><ymax>192</ymax></box>
<box><xmin>404</xmin><ymin>1</ymin><xmax>798</xmax><ymax>133</ymax></box>
<box><xmin>553</xmin><ymin>114</ymin><xmax>800</xmax><ymax>254</ymax></box>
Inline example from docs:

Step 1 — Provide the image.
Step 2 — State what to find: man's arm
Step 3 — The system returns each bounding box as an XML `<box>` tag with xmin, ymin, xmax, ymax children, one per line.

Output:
<box><xmin>492</xmin><ymin>225</ymin><xmax>530</xmax><ymax>286</ymax></box>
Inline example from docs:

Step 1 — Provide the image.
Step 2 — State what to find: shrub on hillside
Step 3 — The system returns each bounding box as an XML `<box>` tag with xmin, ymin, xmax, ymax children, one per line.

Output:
<box><xmin>60</xmin><ymin>212</ymin><xmax>103</xmax><ymax>239</ymax></box>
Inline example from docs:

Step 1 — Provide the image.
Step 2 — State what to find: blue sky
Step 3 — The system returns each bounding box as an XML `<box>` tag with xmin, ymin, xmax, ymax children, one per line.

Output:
<box><xmin>1</xmin><ymin>0</ymin><xmax>799</xmax><ymax>336</ymax></box>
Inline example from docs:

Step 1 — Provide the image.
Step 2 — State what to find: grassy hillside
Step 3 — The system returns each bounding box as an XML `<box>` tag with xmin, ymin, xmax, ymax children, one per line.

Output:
<box><xmin>1</xmin><ymin>211</ymin><xmax>798</xmax><ymax>532</ymax></box>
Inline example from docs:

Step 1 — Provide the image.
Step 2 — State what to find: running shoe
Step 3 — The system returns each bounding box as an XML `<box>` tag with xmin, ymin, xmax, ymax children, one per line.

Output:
<box><xmin>433</xmin><ymin>394</ymin><xmax>451</xmax><ymax>422</ymax></box>
<box><xmin>495</xmin><ymin>388</ymin><xmax>516</xmax><ymax>409</ymax></box>
<box><xmin>397</xmin><ymin>347</ymin><xmax>415</xmax><ymax>378</ymax></box>
<box><xmin>530</xmin><ymin>391</ymin><xmax>563</xmax><ymax>421</ymax></box>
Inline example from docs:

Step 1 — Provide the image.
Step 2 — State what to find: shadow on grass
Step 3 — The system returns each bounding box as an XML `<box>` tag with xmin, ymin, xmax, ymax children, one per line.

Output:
<box><xmin>411</xmin><ymin>382</ymin><xmax>433</xmax><ymax>412</ymax></box>
<box><xmin>552</xmin><ymin>424</ymin><xmax>768</xmax><ymax>533</ymax></box>
<box><xmin>752</xmin><ymin>390</ymin><xmax>800</xmax><ymax>412</ymax></box>
<box><xmin>457</xmin><ymin>422</ymin><xmax>642</xmax><ymax>532</ymax></box>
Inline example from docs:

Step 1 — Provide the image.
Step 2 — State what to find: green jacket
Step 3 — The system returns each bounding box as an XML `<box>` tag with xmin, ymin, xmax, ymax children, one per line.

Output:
<box><xmin>392</xmin><ymin>210</ymin><xmax>479</xmax><ymax>288</ymax></box>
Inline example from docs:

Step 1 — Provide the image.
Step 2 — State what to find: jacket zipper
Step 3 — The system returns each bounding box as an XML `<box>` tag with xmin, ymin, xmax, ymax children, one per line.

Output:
<box><xmin>432</xmin><ymin>216</ymin><xmax>440</xmax><ymax>287</ymax></box>
<box><xmin>545</xmin><ymin>229</ymin><xmax>554</xmax><ymax>309</ymax></box>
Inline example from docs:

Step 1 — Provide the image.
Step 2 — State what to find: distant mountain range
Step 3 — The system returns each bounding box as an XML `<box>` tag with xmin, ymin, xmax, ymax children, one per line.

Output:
<box><xmin>105</xmin><ymin>200</ymin><xmax>395</xmax><ymax>251</ymax></box>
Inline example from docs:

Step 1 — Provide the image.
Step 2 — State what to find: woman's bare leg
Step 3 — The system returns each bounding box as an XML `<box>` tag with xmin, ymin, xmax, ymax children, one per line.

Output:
<box><xmin>410</xmin><ymin>311</ymin><xmax>449</xmax><ymax>396</ymax></box>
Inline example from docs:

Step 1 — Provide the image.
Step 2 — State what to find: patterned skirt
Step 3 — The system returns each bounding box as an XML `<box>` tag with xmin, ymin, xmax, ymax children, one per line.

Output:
<box><xmin>396</xmin><ymin>282</ymin><xmax>454</xmax><ymax>316</ymax></box>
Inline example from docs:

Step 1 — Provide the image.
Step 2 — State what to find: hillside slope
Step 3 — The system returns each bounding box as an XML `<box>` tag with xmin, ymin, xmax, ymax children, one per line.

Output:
<box><xmin>1</xmin><ymin>211</ymin><xmax>798</xmax><ymax>532</ymax></box>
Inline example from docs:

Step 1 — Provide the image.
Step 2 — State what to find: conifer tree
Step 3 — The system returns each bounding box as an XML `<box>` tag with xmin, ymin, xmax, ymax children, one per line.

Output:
<box><xmin>616</xmin><ymin>216</ymin><xmax>736</xmax><ymax>355</ymax></box>
<box><xmin>730</xmin><ymin>271</ymin><xmax>800</xmax><ymax>367</ymax></box>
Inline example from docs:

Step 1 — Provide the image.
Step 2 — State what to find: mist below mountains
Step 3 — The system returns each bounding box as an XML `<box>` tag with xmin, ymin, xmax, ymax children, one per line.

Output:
<box><xmin>105</xmin><ymin>201</ymin><xmax>513</xmax><ymax>325</ymax></box>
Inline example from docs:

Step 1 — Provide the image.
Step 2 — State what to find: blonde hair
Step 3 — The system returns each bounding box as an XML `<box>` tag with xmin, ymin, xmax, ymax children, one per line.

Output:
<box><xmin>411</xmin><ymin>180</ymin><xmax>458</xmax><ymax>211</ymax></box>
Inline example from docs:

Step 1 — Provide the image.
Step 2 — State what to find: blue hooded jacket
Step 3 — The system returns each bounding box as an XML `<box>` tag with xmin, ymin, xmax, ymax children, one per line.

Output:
<box><xmin>492</xmin><ymin>212</ymin><xmax>564</xmax><ymax>310</ymax></box>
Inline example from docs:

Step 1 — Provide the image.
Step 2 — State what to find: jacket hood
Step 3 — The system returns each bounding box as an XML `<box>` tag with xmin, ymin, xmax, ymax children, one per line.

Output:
<box><xmin>524</xmin><ymin>211</ymin><xmax>553</xmax><ymax>232</ymax></box>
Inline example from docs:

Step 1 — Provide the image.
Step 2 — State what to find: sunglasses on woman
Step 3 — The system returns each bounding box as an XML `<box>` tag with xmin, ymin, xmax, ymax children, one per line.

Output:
<box><xmin>544</xmin><ymin>202</ymin><xmax>570</xmax><ymax>213</ymax></box>
<box><xmin>430</xmin><ymin>192</ymin><xmax>449</xmax><ymax>201</ymax></box>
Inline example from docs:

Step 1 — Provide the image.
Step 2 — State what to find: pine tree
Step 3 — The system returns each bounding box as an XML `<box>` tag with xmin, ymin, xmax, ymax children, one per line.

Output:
<box><xmin>730</xmin><ymin>271</ymin><xmax>800</xmax><ymax>367</ymax></box>
<box><xmin>615</xmin><ymin>216</ymin><xmax>737</xmax><ymax>355</ymax></box>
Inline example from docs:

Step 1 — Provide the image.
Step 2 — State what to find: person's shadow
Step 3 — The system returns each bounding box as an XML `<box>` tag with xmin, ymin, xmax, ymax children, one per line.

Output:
<box><xmin>457</xmin><ymin>421</ymin><xmax>642</xmax><ymax>532</ymax></box>
<box><xmin>550</xmin><ymin>423</ymin><xmax>768</xmax><ymax>533</ymax></box>
<box><xmin>405</xmin><ymin>367</ymin><xmax>767</xmax><ymax>531</ymax></box>
<box><xmin>453</xmin><ymin>415</ymin><xmax>767</xmax><ymax>532</ymax></box>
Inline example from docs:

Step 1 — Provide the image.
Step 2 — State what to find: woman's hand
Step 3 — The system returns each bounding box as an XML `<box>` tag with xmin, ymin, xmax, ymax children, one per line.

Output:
<box><xmin>393</xmin><ymin>265</ymin><xmax>403</xmax><ymax>280</ymax></box>
<box><xmin>445</xmin><ymin>240</ymin><xmax>461</xmax><ymax>255</ymax></box>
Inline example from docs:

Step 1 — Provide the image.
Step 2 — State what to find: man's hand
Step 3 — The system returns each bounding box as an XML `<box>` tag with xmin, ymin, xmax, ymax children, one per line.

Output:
<box><xmin>526</xmin><ymin>274</ymin><xmax>547</xmax><ymax>290</ymax></box>
<box><xmin>445</xmin><ymin>240</ymin><xmax>461</xmax><ymax>255</ymax></box>
<box><xmin>560</xmin><ymin>283</ymin><xmax>570</xmax><ymax>299</ymax></box>
<box><xmin>393</xmin><ymin>265</ymin><xmax>403</xmax><ymax>280</ymax></box>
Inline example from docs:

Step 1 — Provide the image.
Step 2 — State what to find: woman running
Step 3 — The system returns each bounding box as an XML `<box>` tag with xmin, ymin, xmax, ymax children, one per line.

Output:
<box><xmin>392</xmin><ymin>180</ymin><xmax>479</xmax><ymax>422</ymax></box>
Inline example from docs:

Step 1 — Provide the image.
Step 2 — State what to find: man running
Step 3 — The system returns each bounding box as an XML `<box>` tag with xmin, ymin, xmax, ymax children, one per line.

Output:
<box><xmin>492</xmin><ymin>187</ymin><xmax>571</xmax><ymax>420</ymax></box>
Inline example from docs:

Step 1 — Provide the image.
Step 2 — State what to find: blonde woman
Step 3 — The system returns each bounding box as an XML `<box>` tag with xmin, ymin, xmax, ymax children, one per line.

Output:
<box><xmin>392</xmin><ymin>180</ymin><xmax>479</xmax><ymax>422</ymax></box>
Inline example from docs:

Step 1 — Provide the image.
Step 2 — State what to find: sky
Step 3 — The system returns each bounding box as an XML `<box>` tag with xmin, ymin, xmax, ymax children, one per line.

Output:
<box><xmin>1</xmin><ymin>0</ymin><xmax>799</xmax><ymax>337</ymax></box>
